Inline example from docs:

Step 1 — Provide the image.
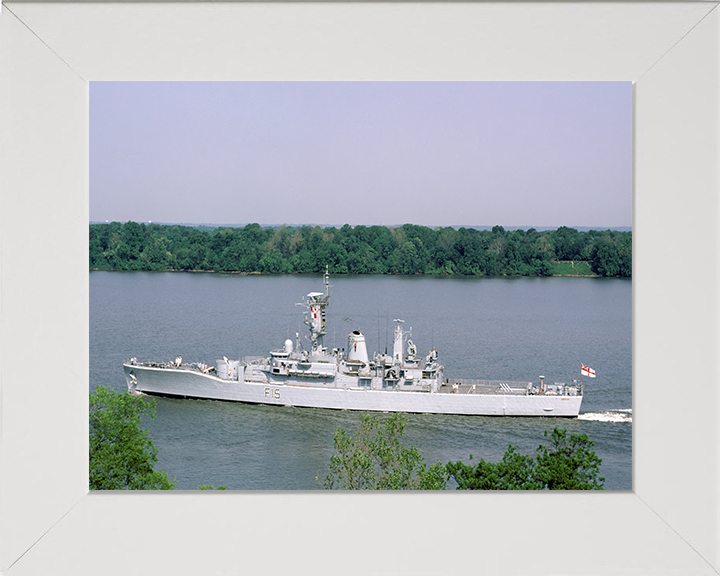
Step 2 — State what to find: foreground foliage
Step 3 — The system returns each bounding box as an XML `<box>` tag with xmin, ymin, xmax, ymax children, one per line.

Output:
<box><xmin>534</xmin><ymin>428</ymin><xmax>606</xmax><ymax>489</ymax></box>
<box><xmin>90</xmin><ymin>222</ymin><xmax>631</xmax><ymax>278</ymax></box>
<box><xmin>89</xmin><ymin>386</ymin><xmax>176</xmax><ymax>490</ymax></box>
<box><xmin>323</xmin><ymin>413</ymin><xmax>605</xmax><ymax>490</ymax></box>
<box><xmin>447</xmin><ymin>428</ymin><xmax>605</xmax><ymax>490</ymax></box>
<box><xmin>322</xmin><ymin>413</ymin><xmax>449</xmax><ymax>490</ymax></box>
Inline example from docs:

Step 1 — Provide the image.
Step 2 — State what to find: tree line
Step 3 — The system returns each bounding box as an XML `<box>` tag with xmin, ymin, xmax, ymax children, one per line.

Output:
<box><xmin>322</xmin><ymin>413</ymin><xmax>604</xmax><ymax>490</ymax></box>
<box><xmin>90</xmin><ymin>387</ymin><xmax>603</xmax><ymax>491</ymax></box>
<box><xmin>90</xmin><ymin>221</ymin><xmax>631</xmax><ymax>277</ymax></box>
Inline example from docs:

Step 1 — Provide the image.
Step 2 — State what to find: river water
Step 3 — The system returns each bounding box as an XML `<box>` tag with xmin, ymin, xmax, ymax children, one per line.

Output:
<box><xmin>90</xmin><ymin>272</ymin><xmax>632</xmax><ymax>490</ymax></box>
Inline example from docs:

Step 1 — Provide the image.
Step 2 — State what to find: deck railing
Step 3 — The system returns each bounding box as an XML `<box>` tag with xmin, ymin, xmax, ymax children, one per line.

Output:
<box><xmin>441</xmin><ymin>378</ymin><xmax>581</xmax><ymax>396</ymax></box>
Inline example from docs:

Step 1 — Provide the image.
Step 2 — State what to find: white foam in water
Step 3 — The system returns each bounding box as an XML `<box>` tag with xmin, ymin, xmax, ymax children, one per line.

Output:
<box><xmin>578</xmin><ymin>409</ymin><xmax>632</xmax><ymax>423</ymax></box>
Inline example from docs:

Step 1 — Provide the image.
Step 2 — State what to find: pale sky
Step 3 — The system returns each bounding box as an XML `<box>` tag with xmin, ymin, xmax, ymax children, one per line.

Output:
<box><xmin>90</xmin><ymin>81</ymin><xmax>631</xmax><ymax>228</ymax></box>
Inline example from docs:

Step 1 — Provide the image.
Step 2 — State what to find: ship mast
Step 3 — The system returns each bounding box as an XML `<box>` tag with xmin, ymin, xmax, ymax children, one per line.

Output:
<box><xmin>392</xmin><ymin>319</ymin><xmax>409</xmax><ymax>367</ymax></box>
<box><xmin>301</xmin><ymin>266</ymin><xmax>330</xmax><ymax>351</ymax></box>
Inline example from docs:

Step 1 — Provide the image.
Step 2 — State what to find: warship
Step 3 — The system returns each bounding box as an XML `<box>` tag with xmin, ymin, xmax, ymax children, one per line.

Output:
<box><xmin>124</xmin><ymin>270</ymin><xmax>583</xmax><ymax>417</ymax></box>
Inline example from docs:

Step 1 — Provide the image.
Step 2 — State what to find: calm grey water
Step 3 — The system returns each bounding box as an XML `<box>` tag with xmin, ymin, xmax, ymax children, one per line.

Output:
<box><xmin>90</xmin><ymin>272</ymin><xmax>632</xmax><ymax>490</ymax></box>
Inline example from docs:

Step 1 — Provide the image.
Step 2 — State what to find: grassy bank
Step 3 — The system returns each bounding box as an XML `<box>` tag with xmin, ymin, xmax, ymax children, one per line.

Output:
<box><xmin>550</xmin><ymin>260</ymin><xmax>597</xmax><ymax>276</ymax></box>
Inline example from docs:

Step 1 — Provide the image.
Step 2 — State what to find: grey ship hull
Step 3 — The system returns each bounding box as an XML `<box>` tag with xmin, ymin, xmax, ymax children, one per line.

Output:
<box><xmin>123</xmin><ymin>363</ymin><xmax>582</xmax><ymax>417</ymax></box>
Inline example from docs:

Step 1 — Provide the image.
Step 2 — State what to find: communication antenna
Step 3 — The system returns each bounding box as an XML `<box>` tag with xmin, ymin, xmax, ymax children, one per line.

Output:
<box><xmin>377</xmin><ymin>312</ymin><xmax>381</xmax><ymax>358</ymax></box>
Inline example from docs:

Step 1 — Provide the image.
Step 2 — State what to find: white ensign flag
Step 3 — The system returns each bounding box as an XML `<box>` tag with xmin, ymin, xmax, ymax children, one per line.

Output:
<box><xmin>581</xmin><ymin>364</ymin><xmax>596</xmax><ymax>378</ymax></box>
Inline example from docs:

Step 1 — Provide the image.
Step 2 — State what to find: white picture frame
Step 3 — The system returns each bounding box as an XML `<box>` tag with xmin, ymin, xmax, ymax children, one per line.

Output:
<box><xmin>1</xmin><ymin>2</ymin><xmax>718</xmax><ymax>574</ymax></box>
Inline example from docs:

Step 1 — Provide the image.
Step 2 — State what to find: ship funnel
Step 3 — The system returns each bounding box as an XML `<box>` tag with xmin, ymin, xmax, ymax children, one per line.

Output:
<box><xmin>347</xmin><ymin>330</ymin><xmax>369</xmax><ymax>365</ymax></box>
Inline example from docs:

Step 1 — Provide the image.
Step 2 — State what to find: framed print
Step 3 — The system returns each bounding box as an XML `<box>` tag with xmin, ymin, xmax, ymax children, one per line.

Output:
<box><xmin>1</xmin><ymin>2</ymin><xmax>718</xmax><ymax>574</ymax></box>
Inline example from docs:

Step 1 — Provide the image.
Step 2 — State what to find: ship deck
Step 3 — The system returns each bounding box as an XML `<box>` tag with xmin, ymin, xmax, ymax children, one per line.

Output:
<box><xmin>438</xmin><ymin>382</ymin><xmax>528</xmax><ymax>395</ymax></box>
<box><xmin>437</xmin><ymin>379</ymin><xmax>579</xmax><ymax>397</ymax></box>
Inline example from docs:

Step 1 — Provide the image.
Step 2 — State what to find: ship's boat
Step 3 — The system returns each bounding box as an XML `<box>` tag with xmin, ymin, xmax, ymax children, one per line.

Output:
<box><xmin>123</xmin><ymin>269</ymin><xmax>583</xmax><ymax>417</ymax></box>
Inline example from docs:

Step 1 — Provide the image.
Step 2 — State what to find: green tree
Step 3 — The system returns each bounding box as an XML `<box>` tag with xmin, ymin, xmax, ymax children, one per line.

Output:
<box><xmin>534</xmin><ymin>428</ymin><xmax>605</xmax><ymax>489</ymax></box>
<box><xmin>447</xmin><ymin>446</ymin><xmax>543</xmax><ymax>490</ymax></box>
<box><xmin>258</xmin><ymin>250</ymin><xmax>290</xmax><ymax>274</ymax></box>
<box><xmin>553</xmin><ymin>226</ymin><xmax>582</xmax><ymax>260</ymax></box>
<box><xmin>447</xmin><ymin>427</ymin><xmax>604</xmax><ymax>490</ymax></box>
<box><xmin>89</xmin><ymin>386</ymin><xmax>175</xmax><ymax>490</ymax></box>
<box><xmin>617</xmin><ymin>234</ymin><xmax>632</xmax><ymax>277</ymax></box>
<box><xmin>591</xmin><ymin>236</ymin><xmax>621</xmax><ymax>277</ymax></box>
<box><xmin>322</xmin><ymin>413</ymin><xmax>448</xmax><ymax>490</ymax></box>
<box><xmin>120</xmin><ymin>221</ymin><xmax>145</xmax><ymax>256</ymax></box>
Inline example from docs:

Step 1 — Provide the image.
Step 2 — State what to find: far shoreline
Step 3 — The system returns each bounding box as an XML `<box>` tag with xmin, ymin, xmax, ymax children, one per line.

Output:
<box><xmin>89</xmin><ymin>268</ymin><xmax>609</xmax><ymax>279</ymax></box>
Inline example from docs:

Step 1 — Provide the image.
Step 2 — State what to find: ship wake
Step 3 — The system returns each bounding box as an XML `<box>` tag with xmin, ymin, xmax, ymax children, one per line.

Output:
<box><xmin>578</xmin><ymin>409</ymin><xmax>632</xmax><ymax>423</ymax></box>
